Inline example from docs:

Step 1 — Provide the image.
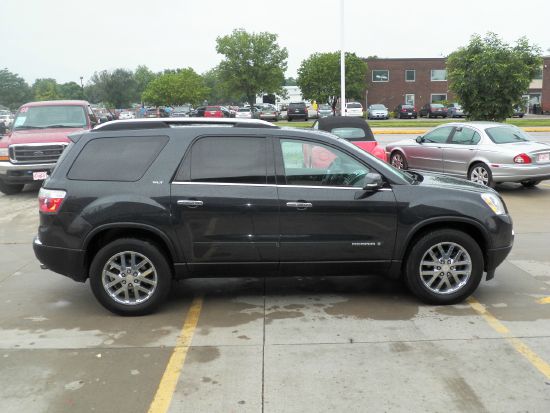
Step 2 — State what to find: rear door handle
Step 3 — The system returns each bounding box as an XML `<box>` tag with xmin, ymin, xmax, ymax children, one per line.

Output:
<box><xmin>177</xmin><ymin>200</ymin><xmax>204</xmax><ymax>208</ymax></box>
<box><xmin>286</xmin><ymin>202</ymin><xmax>313</xmax><ymax>209</ymax></box>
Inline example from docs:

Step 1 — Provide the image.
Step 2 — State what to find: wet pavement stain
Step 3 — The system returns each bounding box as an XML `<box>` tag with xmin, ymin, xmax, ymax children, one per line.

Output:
<box><xmin>445</xmin><ymin>377</ymin><xmax>487</xmax><ymax>413</ymax></box>
<box><xmin>324</xmin><ymin>295</ymin><xmax>419</xmax><ymax>321</ymax></box>
<box><xmin>188</xmin><ymin>346</ymin><xmax>220</xmax><ymax>364</ymax></box>
<box><xmin>390</xmin><ymin>342</ymin><xmax>413</xmax><ymax>353</ymax></box>
<box><xmin>237</xmin><ymin>335</ymin><xmax>251</xmax><ymax>340</ymax></box>
<box><xmin>198</xmin><ymin>300</ymin><xmax>263</xmax><ymax>328</ymax></box>
<box><xmin>265</xmin><ymin>310</ymin><xmax>304</xmax><ymax>324</ymax></box>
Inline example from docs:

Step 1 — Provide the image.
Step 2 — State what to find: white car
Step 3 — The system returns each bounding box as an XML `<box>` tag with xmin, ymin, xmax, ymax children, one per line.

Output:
<box><xmin>345</xmin><ymin>102</ymin><xmax>364</xmax><ymax>117</ymax></box>
<box><xmin>0</xmin><ymin>112</ymin><xmax>14</xmax><ymax>127</ymax></box>
<box><xmin>367</xmin><ymin>104</ymin><xmax>389</xmax><ymax>120</ymax></box>
<box><xmin>118</xmin><ymin>111</ymin><xmax>135</xmax><ymax>120</ymax></box>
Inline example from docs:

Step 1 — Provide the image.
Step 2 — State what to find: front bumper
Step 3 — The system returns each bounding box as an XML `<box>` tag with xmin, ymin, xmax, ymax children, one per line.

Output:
<box><xmin>491</xmin><ymin>163</ymin><xmax>550</xmax><ymax>183</ymax></box>
<box><xmin>369</xmin><ymin>113</ymin><xmax>387</xmax><ymax>118</ymax></box>
<box><xmin>33</xmin><ymin>237</ymin><xmax>88</xmax><ymax>282</ymax></box>
<box><xmin>0</xmin><ymin>161</ymin><xmax>55</xmax><ymax>183</ymax></box>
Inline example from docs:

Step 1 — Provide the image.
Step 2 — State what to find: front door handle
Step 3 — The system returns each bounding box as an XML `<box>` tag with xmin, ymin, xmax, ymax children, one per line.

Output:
<box><xmin>286</xmin><ymin>201</ymin><xmax>313</xmax><ymax>210</ymax></box>
<box><xmin>177</xmin><ymin>200</ymin><xmax>204</xmax><ymax>208</ymax></box>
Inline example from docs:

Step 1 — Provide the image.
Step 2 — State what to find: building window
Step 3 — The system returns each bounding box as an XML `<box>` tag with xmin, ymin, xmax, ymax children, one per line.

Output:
<box><xmin>430</xmin><ymin>69</ymin><xmax>447</xmax><ymax>81</ymax></box>
<box><xmin>372</xmin><ymin>70</ymin><xmax>389</xmax><ymax>82</ymax></box>
<box><xmin>431</xmin><ymin>94</ymin><xmax>447</xmax><ymax>103</ymax></box>
<box><xmin>405</xmin><ymin>94</ymin><xmax>415</xmax><ymax>106</ymax></box>
<box><xmin>405</xmin><ymin>70</ymin><xmax>416</xmax><ymax>82</ymax></box>
<box><xmin>533</xmin><ymin>68</ymin><xmax>543</xmax><ymax>80</ymax></box>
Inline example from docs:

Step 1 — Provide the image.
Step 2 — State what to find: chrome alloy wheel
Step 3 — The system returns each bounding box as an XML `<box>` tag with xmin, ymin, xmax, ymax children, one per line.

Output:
<box><xmin>101</xmin><ymin>251</ymin><xmax>158</xmax><ymax>305</ymax></box>
<box><xmin>391</xmin><ymin>153</ymin><xmax>404</xmax><ymax>169</ymax></box>
<box><xmin>418</xmin><ymin>242</ymin><xmax>472</xmax><ymax>295</ymax></box>
<box><xmin>470</xmin><ymin>166</ymin><xmax>489</xmax><ymax>185</ymax></box>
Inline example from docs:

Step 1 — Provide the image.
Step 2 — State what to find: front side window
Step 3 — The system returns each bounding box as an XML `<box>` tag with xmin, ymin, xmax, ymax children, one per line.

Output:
<box><xmin>430</xmin><ymin>69</ymin><xmax>447</xmax><ymax>81</ymax></box>
<box><xmin>186</xmin><ymin>137</ymin><xmax>267</xmax><ymax>184</ymax></box>
<box><xmin>405</xmin><ymin>70</ymin><xmax>416</xmax><ymax>82</ymax></box>
<box><xmin>14</xmin><ymin>105</ymin><xmax>87</xmax><ymax>129</ymax></box>
<box><xmin>280</xmin><ymin>139</ymin><xmax>369</xmax><ymax>187</ymax></box>
<box><xmin>423</xmin><ymin>126</ymin><xmax>454</xmax><ymax>143</ymax></box>
<box><xmin>450</xmin><ymin>127</ymin><xmax>481</xmax><ymax>145</ymax></box>
<box><xmin>372</xmin><ymin>70</ymin><xmax>389</xmax><ymax>82</ymax></box>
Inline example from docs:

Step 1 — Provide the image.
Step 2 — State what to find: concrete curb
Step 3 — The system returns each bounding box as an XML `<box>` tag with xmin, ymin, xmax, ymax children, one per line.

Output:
<box><xmin>372</xmin><ymin>127</ymin><xmax>550</xmax><ymax>135</ymax></box>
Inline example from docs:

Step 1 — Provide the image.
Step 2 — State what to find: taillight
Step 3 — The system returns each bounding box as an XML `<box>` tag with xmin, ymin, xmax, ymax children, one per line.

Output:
<box><xmin>38</xmin><ymin>188</ymin><xmax>66</xmax><ymax>214</ymax></box>
<box><xmin>402</xmin><ymin>109</ymin><xmax>407</xmax><ymax>112</ymax></box>
<box><xmin>513</xmin><ymin>153</ymin><xmax>532</xmax><ymax>164</ymax></box>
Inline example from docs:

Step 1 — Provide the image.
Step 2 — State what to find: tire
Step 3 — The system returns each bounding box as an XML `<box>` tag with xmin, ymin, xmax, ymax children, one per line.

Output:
<box><xmin>89</xmin><ymin>238</ymin><xmax>172</xmax><ymax>316</ymax></box>
<box><xmin>305</xmin><ymin>117</ymin><xmax>309</xmax><ymax>121</ymax></box>
<box><xmin>0</xmin><ymin>180</ymin><xmax>24</xmax><ymax>195</ymax></box>
<box><xmin>468</xmin><ymin>162</ymin><xmax>494</xmax><ymax>188</ymax></box>
<box><xmin>521</xmin><ymin>179</ymin><xmax>541</xmax><ymax>188</ymax></box>
<box><xmin>404</xmin><ymin>229</ymin><xmax>484</xmax><ymax>305</ymax></box>
<box><xmin>287</xmin><ymin>117</ymin><xmax>292</xmax><ymax>122</ymax></box>
<box><xmin>390</xmin><ymin>151</ymin><xmax>408</xmax><ymax>170</ymax></box>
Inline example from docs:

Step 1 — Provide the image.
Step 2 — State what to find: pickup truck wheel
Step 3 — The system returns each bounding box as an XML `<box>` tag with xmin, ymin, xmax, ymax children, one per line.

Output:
<box><xmin>89</xmin><ymin>238</ymin><xmax>172</xmax><ymax>316</ymax></box>
<box><xmin>0</xmin><ymin>180</ymin><xmax>24</xmax><ymax>195</ymax></box>
<box><xmin>405</xmin><ymin>229</ymin><xmax>483</xmax><ymax>305</ymax></box>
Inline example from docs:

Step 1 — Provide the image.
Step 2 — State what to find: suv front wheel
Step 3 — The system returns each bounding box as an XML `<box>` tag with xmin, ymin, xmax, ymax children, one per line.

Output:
<box><xmin>404</xmin><ymin>229</ymin><xmax>483</xmax><ymax>305</ymax></box>
<box><xmin>90</xmin><ymin>238</ymin><xmax>172</xmax><ymax>316</ymax></box>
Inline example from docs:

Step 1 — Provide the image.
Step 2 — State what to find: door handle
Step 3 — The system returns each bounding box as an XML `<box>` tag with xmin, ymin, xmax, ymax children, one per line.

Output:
<box><xmin>177</xmin><ymin>200</ymin><xmax>204</xmax><ymax>208</ymax></box>
<box><xmin>286</xmin><ymin>202</ymin><xmax>313</xmax><ymax>210</ymax></box>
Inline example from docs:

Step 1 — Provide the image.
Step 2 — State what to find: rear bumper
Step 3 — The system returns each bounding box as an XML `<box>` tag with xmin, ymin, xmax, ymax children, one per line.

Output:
<box><xmin>33</xmin><ymin>237</ymin><xmax>87</xmax><ymax>282</ymax></box>
<box><xmin>0</xmin><ymin>161</ymin><xmax>55</xmax><ymax>183</ymax></box>
<box><xmin>492</xmin><ymin>163</ymin><xmax>550</xmax><ymax>182</ymax></box>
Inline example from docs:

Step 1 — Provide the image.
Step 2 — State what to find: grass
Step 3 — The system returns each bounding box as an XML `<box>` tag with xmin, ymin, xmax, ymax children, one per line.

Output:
<box><xmin>274</xmin><ymin>118</ymin><xmax>550</xmax><ymax>129</ymax></box>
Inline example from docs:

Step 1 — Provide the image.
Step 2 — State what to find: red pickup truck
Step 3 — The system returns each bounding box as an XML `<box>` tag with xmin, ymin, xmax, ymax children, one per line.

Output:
<box><xmin>0</xmin><ymin>100</ymin><xmax>97</xmax><ymax>195</ymax></box>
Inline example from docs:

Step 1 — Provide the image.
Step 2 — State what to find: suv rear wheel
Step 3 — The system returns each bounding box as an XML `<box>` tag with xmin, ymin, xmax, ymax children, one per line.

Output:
<box><xmin>89</xmin><ymin>238</ymin><xmax>172</xmax><ymax>316</ymax></box>
<box><xmin>404</xmin><ymin>229</ymin><xmax>483</xmax><ymax>305</ymax></box>
<box><xmin>0</xmin><ymin>180</ymin><xmax>24</xmax><ymax>195</ymax></box>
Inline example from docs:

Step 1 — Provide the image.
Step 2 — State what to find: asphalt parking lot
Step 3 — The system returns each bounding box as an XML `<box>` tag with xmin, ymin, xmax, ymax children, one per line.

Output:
<box><xmin>1</xmin><ymin>141</ymin><xmax>550</xmax><ymax>412</ymax></box>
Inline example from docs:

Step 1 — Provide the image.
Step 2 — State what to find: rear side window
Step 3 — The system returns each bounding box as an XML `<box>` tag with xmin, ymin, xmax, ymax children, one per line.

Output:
<box><xmin>67</xmin><ymin>136</ymin><xmax>168</xmax><ymax>181</ymax></box>
<box><xmin>451</xmin><ymin>127</ymin><xmax>481</xmax><ymax>145</ymax></box>
<box><xmin>181</xmin><ymin>137</ymin><xmax>267</xmax><ymax>184</ymax></box>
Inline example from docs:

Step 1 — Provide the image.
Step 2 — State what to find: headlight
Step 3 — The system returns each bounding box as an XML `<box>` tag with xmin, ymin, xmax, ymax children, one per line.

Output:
<box><xmin>481</xmin><ymin>193</ymin><xmax>506</xmax><ymax>215</ymax></box>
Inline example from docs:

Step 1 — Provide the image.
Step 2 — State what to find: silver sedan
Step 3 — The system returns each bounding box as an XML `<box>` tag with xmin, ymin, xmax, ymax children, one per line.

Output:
<box><xmin>386</xmin><ymin>122</ymin><xmax>550</xmax><ymax>188</ymax></box>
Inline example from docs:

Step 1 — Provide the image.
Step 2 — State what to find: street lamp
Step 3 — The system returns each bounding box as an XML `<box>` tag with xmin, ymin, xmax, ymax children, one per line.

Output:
<box><xmin>340</xmin><ymin>0</ymin><xmax>346</xmax><ymax>116</ymax></box>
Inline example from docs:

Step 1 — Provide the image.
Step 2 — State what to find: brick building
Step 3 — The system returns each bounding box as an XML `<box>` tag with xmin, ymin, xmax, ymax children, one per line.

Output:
<box><xmin>364</xmin><ymin>57</ymin><xmax>550</xmax><ymax>114</ymax></box>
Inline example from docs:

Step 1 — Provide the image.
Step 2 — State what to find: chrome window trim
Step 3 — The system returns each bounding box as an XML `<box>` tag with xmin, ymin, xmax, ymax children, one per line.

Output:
<box><xmin>171</xmin><ymin>181</ymin><xmax>392</xmax><ymax>191</ymax></box>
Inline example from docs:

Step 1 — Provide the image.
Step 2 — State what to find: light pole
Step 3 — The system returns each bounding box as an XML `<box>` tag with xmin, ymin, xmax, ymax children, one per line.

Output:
<box><xmin>79</xmin><ymin>76</ymin><xmax>84</xmax><ymax>98</ymax></box>
<box><xmin>340</xmin><ymin>0</ymin><xmax>346</xmax><ymax>116</ymax></box>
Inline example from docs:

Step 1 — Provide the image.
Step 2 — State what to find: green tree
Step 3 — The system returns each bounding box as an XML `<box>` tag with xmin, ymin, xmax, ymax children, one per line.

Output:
<box><xmin>89</xmin><ymin>69</ymin><xmax>137</xmax><ymax>108</ymax></box>
<box><xmin>297</xmin><ymin>52</ymin><xmax>368</xmax><ymax>104</ymax></box>
<box><xmin>142</xmin><ymin>68</ymin><xmax>209</xmax><ymax>106</ymax></box>
<box><xmin>0</xmin><ymin>68</ymin><xmax>32</xmax><ymax>110</ymax></box>
<box><xmin>447</xmin><ymin>33</ymin><xmax>542</xmax><ymax>121</ymax></box>
<box><xmin>285</xmin><ymin>77</ymin><xmax>297</xmax><ymax>86</ymax></box>
<box><xmin>216</xmin><ymin>29</ymin><xmax>288</xmax><ymax>106</ymax></box>
<box><xmin>59</xmin><ymin>81</ymin><xmax>84</xmax><ymax>100</ymax></box>
<box><xmin>203</xmin><ymin>66</ymin><xmax>245</xmax><ymax>104</ymax></box>
<box><xmin>32</xmin><ymin>78</ymin><xmax>61</xmax><ymax>101</ymax></box>
<box><xmin>134</xmin><ymin>65</ymin><xmax>156</xmax><ymax>102</ymax></box>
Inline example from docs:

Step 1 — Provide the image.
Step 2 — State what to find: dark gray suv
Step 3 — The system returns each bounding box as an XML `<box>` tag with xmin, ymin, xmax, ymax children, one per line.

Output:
<box><xmin>287</xmin><ymin>102</ymin><xmax>308</xmax><ymax>121</ymax></box>
<box><xmin>34</xmin><ymin>118</ymin><xmax>513</xmax><ymax>315</ymax></box>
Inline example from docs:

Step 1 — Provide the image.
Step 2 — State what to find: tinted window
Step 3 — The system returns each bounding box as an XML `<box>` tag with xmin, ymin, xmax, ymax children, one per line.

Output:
<box><xmin>68</xmin><ymin>136</ymin><xmax>168</xmax><ymax>181</ymax></box>
<box><xmin>370</xmin><ymin>104</ymin><xmax>386</xmax><ymax>110</ymax></box>
<box><xmin>485</xmin><ymin>126</ymin><xmax>531</xmax><ymax>144</ymax></box>
<box><xmin>186</xmin><ymin>137</ymin><xmax>267</xmax><ymax>184</ymax></box>
<box><xmin>280</xmin><ymin>139</ymin><xmax>369</xmax><ymax>187</ymax></box>
<box><xmin>14</xmin><ymin>105</ymin><xmax>87</xmax><ymax>129</ymax></box>
<box><xmin>423</xmin><ymin>126</ymin><xmax>453</xmax><ymax>143</ymax></box>
<box><xmin>346</xmin><ymin>103</ymin><xmax>362</xmax><ymax>109</ymax></box>
<box><xmin>450</xmin><ymin>128</ymin><xmax>481</xmax><ymax>145</ymax></box>
<box><xmin>331</xmin><ymin>127</ymin><xmax>366</xmax><ymax>139</ymax></box>
<box><xmin>289</xmin><ymin>103</ymin><xmax>305</xmax><ymax>109</ymax></box>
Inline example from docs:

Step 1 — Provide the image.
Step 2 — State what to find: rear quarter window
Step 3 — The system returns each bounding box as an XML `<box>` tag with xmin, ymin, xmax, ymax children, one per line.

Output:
<box><xmin>67</xmin><ymin>136</ymin><xmax>168</xmax><ymax>181</ymax></box>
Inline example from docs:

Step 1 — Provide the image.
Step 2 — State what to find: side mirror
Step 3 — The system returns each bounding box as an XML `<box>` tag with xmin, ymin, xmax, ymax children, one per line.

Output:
<box><xmin>362</xmin><ymin>172</ymin><xmax>384</xmax><ymax>190</ymax></box>
<box><xmin>416</xmin><ymin>136</ymin><xmax>424</xmax><ymax>144</ymax></box>
<box><xmin>99</xmin><ymin>116</ymin><xmax>109</xmax><ymax>124</ymax></box>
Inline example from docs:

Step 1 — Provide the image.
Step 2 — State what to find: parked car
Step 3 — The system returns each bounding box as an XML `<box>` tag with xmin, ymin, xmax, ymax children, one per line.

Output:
<box><xmin>287</xmin><ymin>102</ymin><xmax>308</xmax><ymax>121</ymax></box>
<box><xmin>447</xmin><ymin>103</ymin><xmax>465</xmax><ymax>118</ymax></box>
<box><xmin>204</xmin><ymin>106</ymin><xmax>230</xmax><ymax>118</ymax></box>
<box><xmin>0</xmin><ymin>100</ymin><xmax>98</xmax><ymax>195</ymax></box>
<box><xmin>345</xmin><ymin>102</ymin><xmax>364</xmax><ymax>117</ymax></box>
<box><xmin>0</xmin><ymin>111</ymin><xmax>14</xmax><ymax>127</ymax></box>
<box><xmin>313</xmin><ymin>116</ymin><xmax>387</xmax><ymax>162</ymax></box>
<box><xmin>118</xmin><ymin>111</ymin><xmax>135</xmax><ymax>120</ymax></box>
<box><xmin>386</xmin><ymin>122</ymin><xmax>550</xmax><ymax>188</ymax></box>
<box><xmin>235</xmin><ymin>107</ymin><xmax>258</xmax><ymax>119</ymax></box>
<box><xmin>317</xmin><ymin>104</ymin><xmax>333</xmax><ymax>118</ymax></box>
<box><xmin>395</xmin><ymin>104</ymin><xmax>417</xmax><ymax>119</ymax></box>
<box><xmin>419</xmin><ymin>103</ymin><xmax>447</xmax><ymax>118</ymax></box>
<box><xmin>258</xmin><ymin>104</ymin><xmax>279</xmax><ymax>121</ymax></box>
<box><xmin>170</xmin><ymin>105</ymin><xmax>192</xmax><ymax>117</ymax></box>
<box><xmin>33</xmin><ymin>117</ymin><xmax>513</xmax><ymax>315</ymax></box>
<box><xmin>512</xmin><ymin>105</ymin><xmax>525</xmax><ymax>118</ymax></box>
<box><xmin>367</xmin><ymin>104</ymin><xmax>389</xmax><ymax>120</ymax></box>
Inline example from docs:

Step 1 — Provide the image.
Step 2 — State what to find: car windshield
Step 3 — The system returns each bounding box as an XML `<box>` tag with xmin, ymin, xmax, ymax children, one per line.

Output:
<box><xmin>431</xmin><ymin>104</ymin><xmax>444</xmax><ymax>108</ymax></box>
<box><xmin>319</xmin><ymin>104</ymin><xmax>331</xmax><ymax>110</ymax></box>
<box><xmin>347</xmin><ymin>103</ymin><xmax>362</xmax><ymax>108</ymax></box>
<box><xmin>370</xmin><ymin>104</ymin><xmax>386</xmax><ymax>110</ymax></box>
<box><xmin>13</xmin><ymin>105</ymin><xmax>87</xmax><ymax>129</ymax></box>
<box><xmin>485</xmin><ymin>126</ymin><xmax>532</xmax><ymax>144</ymax></box>
<box><xmin>289</xmin><ymin>103</ymin><xmax>304</xmax><ymax>108</ymax></box>
<box><xmin>206</xmin><ymin>106</ymin><xmax>220</xmax><ymax>111</ymax></box>
<box><xmin>238</xmin><ymin>108</ymin><xmax>250</xmax><ymax>112</ymax></box>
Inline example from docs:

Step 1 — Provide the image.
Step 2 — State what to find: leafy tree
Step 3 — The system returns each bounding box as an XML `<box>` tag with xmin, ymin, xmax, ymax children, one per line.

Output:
<box><xmin>447</xmin><ymin>33</ymin><xmax>542</xmax><ymax>121</ymax></box>
<box><xmin>203</xmin><ymin>66</ymin><xmax>245</xmax><ymax>104</ymax></box>
<box><xmin>32</xmin><ymin>78</ymin><xmax>61</xmax><ymax>101</ymax></box>
<box><xmin>297</xmin><ymin>52</ymin><xmax>368</xmax><ymax>104</ymax></box>
<box><xmin>134</xmin><ymin>65</ymin><xmax>157</xmax><ymax>101</ymax></box>
<box><xmin>285</xmin><ymin>77</ymin><xmax>297</xmax><ymax>86</ymax></box>
<box><xmin>0</xmin><ymin>68</ymin><xmax>32</xmax><ymax>110</ymax></box>
<box><xmin>142</xmin><ymin>68</ymin><xmax>209</xmax><ymax>106</ymax></box>
<box><xmin>59</xmin><ymin>81</ymin><xmax>84</xmax><ymax>100</ymax></box>
<box><xmin>216</xmin><ymin>29</ymin><xmax>288</xmax><ymax>106</ymax></box>
<box><xmin>89</xmin><ymin>68</ymin><xmax>137</xmax><ymax>108</ymax></box>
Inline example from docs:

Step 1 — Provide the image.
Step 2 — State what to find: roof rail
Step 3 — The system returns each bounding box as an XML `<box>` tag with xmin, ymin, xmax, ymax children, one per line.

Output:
<box><xmin>94</xmin><ymin>117</ymin><xmax>279</xmax><ymax>131</ymax></box>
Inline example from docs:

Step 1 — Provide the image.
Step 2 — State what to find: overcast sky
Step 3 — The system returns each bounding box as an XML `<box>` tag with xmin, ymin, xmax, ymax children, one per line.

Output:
<box><xmin>2</xmin><ymin>0</ymin><xmax>549</xmax><ymax>85</ymax></box>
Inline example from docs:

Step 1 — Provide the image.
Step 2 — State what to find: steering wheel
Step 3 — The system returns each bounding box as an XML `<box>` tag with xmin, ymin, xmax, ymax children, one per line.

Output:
<box><xmin>321</xmin><ymin>158</ymin><xmax>343</xmax><ymax>185</ymax></box>
<box><xmin>343</xmin><ymin>170</ymin><xmax>368</xmax><ymax>186</ymax></box>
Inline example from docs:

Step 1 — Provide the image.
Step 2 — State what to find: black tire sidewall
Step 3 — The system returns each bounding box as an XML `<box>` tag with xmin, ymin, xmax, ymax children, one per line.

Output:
<box><xmin>0</xmin><ymin>180</ymin><xmax>24</xmax><ymax>195</ymax></box>
<box><xmin>405</xmin><ymin>229</ymin><xmax>484</xmax><ymax>305</ymax></box>
<box><xmin>89</xmin><ymin>238</ymin><xmax>172</xmax><ymax>316</ymax></box>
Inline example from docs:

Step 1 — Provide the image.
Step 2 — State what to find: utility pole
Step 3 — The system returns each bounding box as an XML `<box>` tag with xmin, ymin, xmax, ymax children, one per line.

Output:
<box><xmin>340</xmin><ymin>0</ymin><xmax>346</xmax><ymax>116</ymax></box>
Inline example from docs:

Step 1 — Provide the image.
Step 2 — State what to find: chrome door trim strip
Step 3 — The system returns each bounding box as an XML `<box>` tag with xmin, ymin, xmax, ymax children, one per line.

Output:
<box><xmin>172</xmin><ymin>181</ymin><xmax>393</xmax><ymax>191</ymax></box>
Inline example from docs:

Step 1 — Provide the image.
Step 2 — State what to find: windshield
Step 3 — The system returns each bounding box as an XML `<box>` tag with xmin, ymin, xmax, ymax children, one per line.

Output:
<box><xmin>431</xmin><ymin>104</ymin><xmax>444</xmax><ymax>108</ymax></box>
<box><xmin>485</xmin><ymin>126</ymin><xmax>532</xmax><ymax>144</ymax></box>
<box><xmin>347</xmin><ymin>103</ymin><xmax>362</xmax><ymax>109</ymax></box>
<box><xmin>238</xmin><ymin>108</ymin><xmax>250</xmax><ymax>112</ymax></box>
<box><xmin>13</xmin><ymin>105</ymin><xmax>87</xmax><ymax>129</ymax></box>
<box><xmin>370</xmin><ymin>104</ymin><xmax>386</xmax><ymax>110</ymax></box>
<box><xmin>319</xmin><ymin>104</ymin><xmax>331</xmax><ymax>110</ymax></box>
